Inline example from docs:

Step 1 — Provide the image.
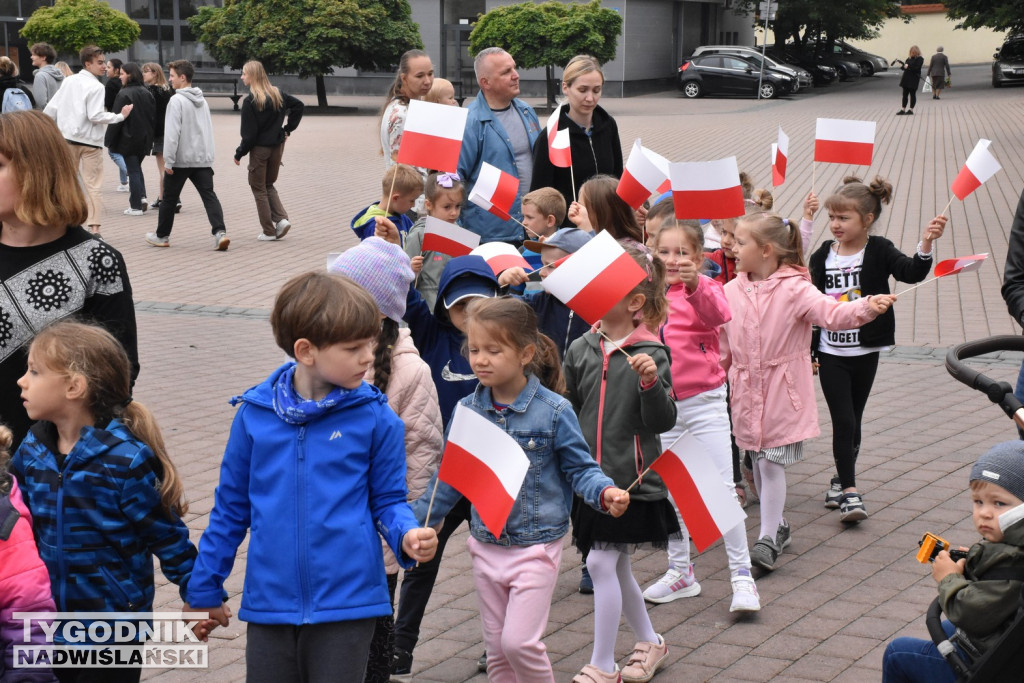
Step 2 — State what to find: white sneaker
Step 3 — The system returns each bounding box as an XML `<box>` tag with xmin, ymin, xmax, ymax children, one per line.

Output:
<box><xmin>642</xmin><ymin>565</ymin><xmax>700</xmax><ymax>603</ymax></box>
<box><xmin>729</xmin><ymin>569</ymin><xmax>761</xmax><ymax>612</ymax></box>
<box><xmin>213</xmin><ymin>231</ymin><xmax>230</xmax><ymax>251</ymax></box>
<box><xmin>123</xmin><ymin>208</ymin><xmax>144</xmax><ymax>216</ymax></box>
<box><xmin>117</xmin><ymin>183</ymin><xmax>130</xmax><ymax>192</ymax></box>
<box><xmin>275</xmin><ymin>218</ymin><xmax>291</xmax><ymax>239</ymax></box>
<box><xmin>256</xmin><ymin>233</ymin><xmax>278</xmax><ymax>241</ymax></box>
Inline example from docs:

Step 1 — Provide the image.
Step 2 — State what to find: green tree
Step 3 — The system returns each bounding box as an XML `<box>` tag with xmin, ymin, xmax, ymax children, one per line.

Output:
<box><xmin>190</xmin><ymin>0</ymin><xmax>421</xmax><ymax>107</ymax></box>
<box><xmin>737</xmin><ymin>0</ymin><xmax>903</xmax><ymax>47</ymax></box>
<box><xmin>20</xmin><ymin>0</ymin><xmax>140</xmax><ymax>56</ymax></box>
<box><xmin>469</xmin><ymin>0</ymin><xmax>622</xmax><ymax>107</ymax></box>
<box><xmin>944</xmin><ymin>0</ymin><xmax>1024</xmax><ymax>35</ymax></box>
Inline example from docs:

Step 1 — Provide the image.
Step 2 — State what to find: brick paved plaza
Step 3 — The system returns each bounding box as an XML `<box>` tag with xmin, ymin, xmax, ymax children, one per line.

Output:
<box><xmin>120</xmin><ymin>66</ymin><xmax>1024</xmax><ymax>681</ymax></box>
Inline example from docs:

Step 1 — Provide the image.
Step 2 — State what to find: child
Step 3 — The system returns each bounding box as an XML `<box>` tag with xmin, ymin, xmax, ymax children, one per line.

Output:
<box><xmin>642</xmin><ymin>197</ymin><xmax>674</xmax><ymax>250</ymax></box>
<box><xmin>413</xmin><ymin>297</ymin><xmax>630</xmax><ymax>681</ymax></box>
<box><xmin>568</xmin><ymin>174</ymin><xmax>644</xmax><ymax>243</ymax></box>
<box><xmin>328</xmin><ymin>239</ymin><xmax>444</xmax><ymax>683</ymax></box>
<box><xmin>808</xmin><ymin>177</ymin><xmax>946</xmax><ymax>522</ymax></box>
<box><xmin>186</xmin><ymin>272</ymin><xmax>438</xmax><ymax>681</ymax></box>
<box><xmin>500</xmin><ymin>228</ymin><xmax>594</xmax><ymax>359</ymax></box>
<box><xmin>11</xmin><ymin>321</ymin><xmax>199</xmax><ymax>680</ymax></box>
<box><xmin>642</xmin><ymin>220</ymin><xmax>760</xmax><ymax>612</ymax></box>
<box><xmin>1</xmin><ymin>424</ymin><xmax>57</xmax><ymax>683</ymax></box>
<box><xmin>404</xmin><ymin>171</ymin><xmax>466</xmax><ymax>309</ymax></box>
<box><xmin>351</xmin><ymin>163</ymin><xmax>421</xmax><ymax>240</ymax></box>
<box><xmin>720</xmin><ymin>212</ymin><xmax>894</xmax><ymax>571</ymax></box>
<box><xmin>703</xmin><ymin>172</ymin><xmax>755</xmax><ymax>249</ymax></box>
<box><xmin>425</xmin><ymin>77</ymin><xmax>457</xmax><ymax>105</ymax></box>
<box><xmin>520</xmin><ymin>187</ymin><xmax>567</xmax><ymax>270</ymax></box>
<box><xmin>564</xmin><ymin>241</ymin><xmax>679</xmax><ymax>682</ymax></box>
<box><xmin>882</xmin><ymin>441</ymin><xmax>1024</xmax><ymax>682</ymax></box>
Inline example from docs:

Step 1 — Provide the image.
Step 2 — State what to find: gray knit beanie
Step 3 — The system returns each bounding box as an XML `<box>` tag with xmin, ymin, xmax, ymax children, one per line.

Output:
<box><xmin>328</xmin><ymin>237</ymin><xmax>414</xmax><ymax>322</ymax></box>
<box><xmin>970</xmin><ymin>441</ymin><xmax>1024</xmax><ymax>502</ymax></box>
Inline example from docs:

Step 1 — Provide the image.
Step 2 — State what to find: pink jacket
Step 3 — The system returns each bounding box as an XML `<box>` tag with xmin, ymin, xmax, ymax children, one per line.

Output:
<box><xmin>720</xmin><ymin>266</ymin><xmax>878</xmax><ymax>452</ymax></box>
<box><xmin>662</xmin><ymin>276</ymin><xmax>731</xmax><ymax>400</ymax></box>
<box><xmin>364</xmin><ymin>329</ymin><xmax>443</xmax><ymax>574</ymax></box>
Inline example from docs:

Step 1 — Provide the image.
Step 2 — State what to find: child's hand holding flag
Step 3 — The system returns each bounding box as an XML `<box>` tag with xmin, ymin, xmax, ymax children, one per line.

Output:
<box><xmin>402</xmin><ymin>527</ymin><xmax>438</xmax><ymax>563</ymax></box>
<box><xmin>603</xmin><ymin>488</ymin><xmax>630</xmax><ymax>517</ymax></box>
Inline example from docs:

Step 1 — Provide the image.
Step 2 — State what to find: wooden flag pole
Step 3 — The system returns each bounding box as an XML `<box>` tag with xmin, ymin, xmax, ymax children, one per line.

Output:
<box><xmin>811</xmin><ymin>161</ymin><xmax>816</xmax><ymax>196</ymax></box>
<box><xmin>625</xmin><ymin>464</ymin><xmax>655</xmax><ymax>492</ymax></box>
<box><xmin>895</xmin><ymin>276</ymin><xmax>940</xmax><ymax>296</ymax></box>
<box><xmin>423</xmin><ymin>476</ymin><xmax>441</xmax><ymax>529</ymax></box>
<box><xmin>512</xmin><ymin>216</ymin><xmax>543</xmax><ymax>240</ymax></box>
<box><xmin>939</xmin><ymin>193</ymin><xmax>956</xmax><ymax>217</ymax></box>
<box><xmin>382</xmin><ymin>172</ymin><xmax>398</xmax><ymax>215</ymax></box>
<box><xmin>570</xmin><ymin>163</ymin><xmax>577</xmax><ymax>203</ymax></box>
<box><xmin>596</xmin><ymin>328</ymin><xmax>634</xmax><ymax>361</ymax></box>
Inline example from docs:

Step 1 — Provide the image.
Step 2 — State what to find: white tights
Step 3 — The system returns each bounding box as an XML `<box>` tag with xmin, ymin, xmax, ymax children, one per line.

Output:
<box><xmin>587</xmin><ymin>547</ymin><xmax>658</xmax><ymax>673</ymax></box>
<box><xmin>752</xmin><ymin>457</ymin><xmax>787</xmax><ymax>540</ymax></box>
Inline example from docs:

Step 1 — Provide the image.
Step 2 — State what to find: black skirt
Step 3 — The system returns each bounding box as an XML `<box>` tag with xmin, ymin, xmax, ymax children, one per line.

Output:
<box><xmin>571</xmin><ymin>496</ymin><xmax>681</xmax><ymax>556</ymax></box>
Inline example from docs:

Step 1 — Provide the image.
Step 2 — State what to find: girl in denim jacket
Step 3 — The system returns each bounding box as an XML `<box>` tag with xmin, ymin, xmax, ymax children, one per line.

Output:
<box><xmin>413</xmin><ymin>297</ymin><xmax>629</xmax><ymax>682</ymax></box>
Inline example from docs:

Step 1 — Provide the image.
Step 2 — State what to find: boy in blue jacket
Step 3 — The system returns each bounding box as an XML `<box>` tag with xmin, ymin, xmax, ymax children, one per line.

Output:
<box><xmin>186</xmin><ymin>272</ymin><xmax>437</xmax><ymax>681</ymax></box>
<box><xmin>351</xmin><ymin>164</ymin><xmax>420</xmax><ymax>241</ymax></box>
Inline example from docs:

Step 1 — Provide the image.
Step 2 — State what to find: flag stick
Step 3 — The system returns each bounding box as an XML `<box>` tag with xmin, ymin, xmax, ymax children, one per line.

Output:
<box><xmin>423</xmin><ymin>476</ymin><xmax>441</xmax><ymax>529</ymax></box>
<box><xmin>895</xmin><ymin>276</ymin><xmax>940</xmax><ymax>296</ymax></box>
<box><xmin>511</xmin><ymin>215</ymin><xmax>543</xmax><ymax>240</ymax></box>
<box><xmin>625</xmin><ymin>464</ymin><xmax>655</xmax><ymax>492</ymax></box>
<box><xmin>596</xmin><ymin>328</ymin><xmax>634</xmax><ymax>360</ymax></box>
<box><xmin>811</xmin><ymin>161</ymin><xmax>816</xmax><ymax>196</ymax></box>
<box><xmin>382</xmin><ymin>171</ymin><xmax>398</xmax><ymax>215</ymax></box>
<box><xmin>939</xmin><ymin>194</ymin><xmax>956</xmax><ymax>217</ymax></box>
<box><xmin>570</xmin><ymin>164</ymin><xmax>577</xmax><ymax>203</ymax></box>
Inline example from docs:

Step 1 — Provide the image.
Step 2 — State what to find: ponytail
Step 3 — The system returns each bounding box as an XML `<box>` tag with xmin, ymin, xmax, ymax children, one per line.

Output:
<box><xmin>373</xmin><ymin>318</ymin><xmax>400</xmax><ymax>395</ymax></box>
<box><xmin>532</xmin><ymin>334</ymin><xmax>565</xmax><ymax>395</ymax></box>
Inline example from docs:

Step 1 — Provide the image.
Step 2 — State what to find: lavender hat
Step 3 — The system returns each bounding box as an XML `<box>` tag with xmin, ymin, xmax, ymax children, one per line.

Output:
<box><xmin>328</xmin><ymin>237</ymin><xmax>414</xmax><ymax>322</ymax></box>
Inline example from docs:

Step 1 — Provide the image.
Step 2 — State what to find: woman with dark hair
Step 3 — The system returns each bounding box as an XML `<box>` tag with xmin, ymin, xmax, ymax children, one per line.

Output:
<box><xmin>380</xmin><ymin>49</ymin><xmax>434</xmax><ymax>168</ymax></box>
<box><xmin>105</xmin><ymin>62</ymin><xmax>155</xmax><ymax>215</ymax></box>
<box><xmin>896</xmin><ymin>46</ymin><xmax>923</xmax><ymax>116</ymax></box>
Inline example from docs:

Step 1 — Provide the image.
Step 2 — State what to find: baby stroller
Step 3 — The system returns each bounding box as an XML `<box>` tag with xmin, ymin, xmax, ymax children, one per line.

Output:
<box><xmin>931</xmin><ymin>335</ymin><xmax>1024</xmax><ymax>681</ymax></box>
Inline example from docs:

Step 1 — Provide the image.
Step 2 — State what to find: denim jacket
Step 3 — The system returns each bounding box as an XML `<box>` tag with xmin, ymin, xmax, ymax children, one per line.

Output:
<box><xmin>411</xmin><ymin>374</ymin><xmax>613</xmax><ymax>546</ymax></box>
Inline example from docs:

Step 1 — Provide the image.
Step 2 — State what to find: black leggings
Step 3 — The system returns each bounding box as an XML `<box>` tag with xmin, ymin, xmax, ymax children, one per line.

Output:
<box><xmin>901</xmin><ymin>87</ymin><xmax>917</xmax><ymax>110</ymax></box>
<box><xmin>818</xmin><ymin>351</ymin><xmax>880</xmax><ymax>490</ymax></box>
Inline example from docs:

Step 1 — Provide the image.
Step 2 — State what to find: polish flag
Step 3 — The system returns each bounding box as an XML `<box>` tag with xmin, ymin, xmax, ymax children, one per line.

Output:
<box><xmin>541</xmin><ymin>230</ymin><xmax>647</xmax><ymax>324</ymax></box>
<box><xmin>772</xmin><ymin>126</ymin><xmax>789</xmax><ymax>186</ymax></box>
<box><xmin>471</xmin><ymin>241</ymin><xmax>530</xmax><ymax>275</ymax></box>
<box><xmin>397</xmin><ymin>99</ymin><xmax>469</xmax><ymax>173</ymax></box>
<box><xmin>617</xmin><ymin>139</ymin><xmax>669</xmax><ymax>210</ymax></box>
<box><xmin>650</xmin><ymin>431</ymin><xmax>746</xmax><ymax>553</ymax></box>
<box><xmin>546</xmin><ymin>106</ymin><xmax>572</xmax><ymax>168</ymax></box>
<box><xmin>468</xmin><ymin>162</ymin><xmax>520</xmax><ymax>221</ymax></box>
<box><xmin>669</xmin><ymin>157</ymin><xmax>745</xmax><ymax>220</ymax></box>
<box><xmin>814</xmin><ymin>118</ymin><xmax>875</xmax><ymax>166</ymax></box>
<box><xmin>934</xmin><ymin>253</ymin><xmax>988</xmax><ymax>278</ymax></box>
<box><xmin>642</xmin><ymin>145</ymin><xmax>673</xmax><ymax>193</ymax></box>
<box><xmin>951</xmin><ymin>139</ymin><xmax>1001</xmax><ymax>200</ymax></box>
<box><xmin>438</xmin><ymin>405</ymin><xmax>530</xmax><ymax>537</ymax></box>
<box><xmin>421</xmin><ymin>217</ymin><xmax>480</xmax><ymax>257</ymax></box>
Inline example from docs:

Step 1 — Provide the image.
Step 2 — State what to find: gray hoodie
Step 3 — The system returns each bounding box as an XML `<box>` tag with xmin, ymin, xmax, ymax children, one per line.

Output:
<box><xmin>32</xmin><ymin>64</ymin><xmax>64</xmax><ymax>110</ymax></box>
<box><xmin>163</xmin><ymin>86</ymin><xmax>215</xmax><ymax>168</ymax></box>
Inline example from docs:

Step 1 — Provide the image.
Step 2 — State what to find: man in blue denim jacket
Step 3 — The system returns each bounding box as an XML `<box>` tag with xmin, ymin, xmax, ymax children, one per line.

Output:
<box><xmin>458</xmin><ymin>48</ymin><xmax>541</xmax><ymax>246</ymax></box>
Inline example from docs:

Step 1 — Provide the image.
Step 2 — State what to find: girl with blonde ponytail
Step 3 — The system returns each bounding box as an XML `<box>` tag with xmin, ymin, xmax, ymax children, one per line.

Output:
<box><xmin>11</xmin><ymin>321</ymin><xmax>202</xmax><ymax>656</ymax></box>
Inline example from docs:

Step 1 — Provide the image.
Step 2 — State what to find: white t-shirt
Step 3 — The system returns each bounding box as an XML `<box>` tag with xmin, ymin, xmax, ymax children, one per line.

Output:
<box><xmin>818</xmin><ymin>246</ymin><xmax>888</xmax><ymax>356</ymax></box>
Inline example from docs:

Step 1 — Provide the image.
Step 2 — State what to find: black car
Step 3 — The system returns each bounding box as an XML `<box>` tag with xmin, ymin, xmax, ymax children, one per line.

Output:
<box><xmin>993</xmin><ymin>36</ymin><xmax>1024</xmax><ymax>88</ymax></box>
<box><xmin>677</xmin><ymin>54</ymin><xmax>796</xmax><ymax>99</ymax></box>
<box><xmin>767</xmin><ymin>46</ymin><xmax>839</xmax><ymax>86</ymax></box>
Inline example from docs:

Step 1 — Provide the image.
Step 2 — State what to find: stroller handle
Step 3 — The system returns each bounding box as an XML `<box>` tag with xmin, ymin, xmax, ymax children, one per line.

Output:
<box><xmin>926</xmin><ymin>599</ymin><xmax>973</xmax><ymax>678</ymax></box>
<box><xmin>945</xmin><ymin>336</ymin><xmax>1024</xmax><ymax>429</ymax></box>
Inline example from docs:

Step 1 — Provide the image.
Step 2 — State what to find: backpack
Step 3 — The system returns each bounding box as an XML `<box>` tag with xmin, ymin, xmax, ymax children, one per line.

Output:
<box><xmin>2</xmin><ymin>87</ymin><xmax>31</xmax><ymax>113</ymax></box>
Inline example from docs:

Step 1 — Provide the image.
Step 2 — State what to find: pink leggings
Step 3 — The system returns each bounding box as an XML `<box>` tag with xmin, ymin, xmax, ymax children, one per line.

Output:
<box><xmin>467</xmin><ymin>536</ymin><xmax>562</xmax><ymax>682</ymax></box>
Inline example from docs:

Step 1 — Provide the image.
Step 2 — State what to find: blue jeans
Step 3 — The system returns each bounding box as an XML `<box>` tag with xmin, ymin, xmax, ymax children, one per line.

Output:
<box><xmin>882</xmin><ymin>620</ymin><xmax>961</xmax><ymax>683</ymax></box>
<box><xmin>108</xmin><ymin>150</ymin><xmax>128</xmax><ymax>184</ymax></box>
<box><xmin>123</xmin><ymin>155</ymin><xmax>146</xmax><ymax>209</ymax></box>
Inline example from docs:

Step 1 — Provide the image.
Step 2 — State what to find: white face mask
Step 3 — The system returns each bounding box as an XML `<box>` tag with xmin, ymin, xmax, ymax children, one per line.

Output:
<box><xmin>999</xmin><ymin>502</ymin><xmax>1024</xmax><ymax>533</ymax></box>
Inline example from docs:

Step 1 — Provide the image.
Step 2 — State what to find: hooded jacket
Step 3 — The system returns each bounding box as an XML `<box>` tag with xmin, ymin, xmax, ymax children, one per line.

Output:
<box><xmin>403</xmin><ymin>255</ymin><xmax>499</xmax><ymax>426</ymax></box>
<box><xmin>12</xmin><ymin>420</ymin><xmax>196</xmax><ymax>615</ymax></box>
<box><xmin>662</xmin><ymin>275</ymin><xmax>731</xmax><ymax>401</ymax></box>
<box><xmin>32</xmin><ymin>64</ymin><xmax>64</xmax><ymax>110</ymax></box>
<box><xmin>104</xmin><ymin>82</ymin><xmax>156</xmax><ymax>158</ymax></box>
<box><xmin>43</xmin><ymin>70</ymin><xmax>124</xmax><ymax>147</ymax></box>
<box><xmin>563</xmin><ymin>326</ymin><xmax>677</xmax><ymax>501</ymax></box>
<box><xmin>530</xmin><ymin>104</ymin><xmax>623</xmax><ymax>226</ymax></box>
<box><xmin>186</xmin><ymin>363</ymin><xmax>420</xmax><ymax>624</ymax></box>
<box><xmin>163</xmin><ymin>86</ymin><xmax>215</xmax><ymax>168</ymax></box>
<box><xmin>721</xmin><ymin>266</ymin><xmax>878</xmax><ymax>452</ymax></box>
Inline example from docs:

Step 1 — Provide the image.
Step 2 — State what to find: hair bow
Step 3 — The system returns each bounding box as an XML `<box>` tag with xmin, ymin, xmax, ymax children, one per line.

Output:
<box><xmin>436</xmin><ymin>172</ymin><xmax>461</xmax><ymax>188</ymax></box>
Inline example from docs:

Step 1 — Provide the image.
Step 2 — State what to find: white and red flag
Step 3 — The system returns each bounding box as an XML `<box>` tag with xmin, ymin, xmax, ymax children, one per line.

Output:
<box><xmin>396</xmin><ymin>99</ymin><xmax>469</xmax><ymax>173</ymax></box>
<box><xmin>934</xmin><ymin>253</ymin><xmax>988</xmax><ymax>278</ymax></box>
<box><xmin>438</xmin><ymin>405</ymin><xmax>530</xmax><ymax>537</ymax></box>
<box><xmin>470</xmin><ymin>241</ymin><xmax>530</xmax><ymax>275</ymax></box>
<box><xmin>541</xmin><ymin>230</ymin><xmax>647</xmax><ymax>324</ymax></box>
<box><xmin>668</xmin><ymin>157</ymin><xmax>745</xmax><ymax>220</ymax></box>
<box><xmin>951</xmin><ymin>139</ymin><xmax>1001</xmax><ymax>200</ymax></box>
<box><xmin>545</xmin><ymin>106</ymin><xmax>572</xmax><ymax>168</ymax></box>
<box><xmin>468</xmin><ymin>162</ymin><xmax>519</xmax><ymax>221</ymax></box>
<box><xmin>772</xmin><ymin>126</ymin><xmax>789</xmax><ymax>186</ymax></box>
<box><xmin>421</xmin><ymin>217</ymin><xmax>480</xmax><ymax>257</ymax></box>
<box><xmin>814</xmin><ymin>118</ymin><xmax>875</xmax><ymax>166</ymax></box>
<box><xmin>617</xmin><ymin>139</ymin><xmax>669</xmax><ymax>210</ymax></box>
<box><xmin>650</xmin><ymin>431</ymin><xmax>746</xmax><ymax>553</ymax></box>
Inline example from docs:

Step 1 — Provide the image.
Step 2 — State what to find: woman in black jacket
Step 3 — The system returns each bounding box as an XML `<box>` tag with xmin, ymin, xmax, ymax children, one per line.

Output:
<box><xmin>531</xmin><ymin>55</ymin><xmax>622</xmax><ymax>226</ymax></box>
<box><xmin>142</xmin><ymin>62</ymin><xmax>174</xmax><ymax>209</ymax></box>
<box><xmin>234</xmin><ymin>60</ymin><xmax>304</xmax><ymax>241</ymax></box>
<box><xmin>105</xmin><ymin>63</ymin><xmax>155</xmax><ymax>215</ymax></box>
<box><xmin>897</xmin><ymin>46</ymin><xmax>924</xmax><ymax>116</ymax></box>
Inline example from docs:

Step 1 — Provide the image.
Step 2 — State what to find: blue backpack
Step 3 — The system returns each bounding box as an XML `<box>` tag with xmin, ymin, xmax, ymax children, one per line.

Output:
<box><xmin>2</xmin><ymin>87</ymin><xmax>31</xmax><ymax>113</ymax></box>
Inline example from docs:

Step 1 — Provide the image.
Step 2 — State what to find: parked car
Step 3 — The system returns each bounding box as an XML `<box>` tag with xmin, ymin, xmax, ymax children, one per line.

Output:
<box><xmin>690</xmin><ymin>45</ymin><xmax>813</xmax><ymax>90</ymax></box>
<box><xmin>677</xmin><ymin>54</ymin><xmax>796</xmax><ymax>99</ymax></box>
<box><xmin>766</xmin><ymin>46</ymin><xmax>839</xmax><ymax>86</ymax></box>
<box><xmin>819</xmin><ymin>40</ymin><xmax>889</xmax><ymax>75</ymax></box>
<box><xmin>993</xmin><ymin>36</ymin><xmax>1024</xmax><ymax>88</ymax></box>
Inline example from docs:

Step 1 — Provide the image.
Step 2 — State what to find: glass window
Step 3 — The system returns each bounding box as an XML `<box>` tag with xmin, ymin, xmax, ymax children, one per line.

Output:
<box><xmin>0</xmin><ymin>0</ymin><xmax>19</xmax><ymax>15</ymax></box>
<box><xmin>723</xmin><ymin>57</ymin><xmax>749</xmax><ymax>70</ymax></box>
<box><xmin>129</xmin><ymin>24</ymin><xmax>174</xmax><ymax>64</ymax></box>
<box><xmin>126</xmin><ymin>0</ymin><xmax>149</xmax><ymax>19</ymax></box>
<box><xmin>22</xmin><ymin>0</ymin><xmax>55</xmax><ymax>15</ymax></box>
<box><xmin>179</xmin><ymin>24</ymin><xmax>217</xmax><ymax>68</ymax></box>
